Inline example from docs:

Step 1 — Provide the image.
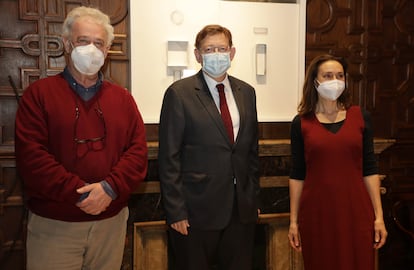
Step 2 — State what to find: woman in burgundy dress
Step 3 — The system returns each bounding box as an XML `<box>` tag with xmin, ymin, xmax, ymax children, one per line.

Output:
<box><xmin>288</xmin><ymin>54</ymin><xmax>388</xmax><ymax>269</ymax></box>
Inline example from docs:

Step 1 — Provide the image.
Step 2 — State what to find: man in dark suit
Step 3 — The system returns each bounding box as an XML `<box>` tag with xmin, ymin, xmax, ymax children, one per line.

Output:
<box><xmin>158</xmin><ymin>24</ymin><xmax>260</xmax><ymax>270</ymax></box>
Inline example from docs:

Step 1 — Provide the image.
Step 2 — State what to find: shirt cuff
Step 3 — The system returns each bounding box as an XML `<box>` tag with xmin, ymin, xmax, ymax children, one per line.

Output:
<box><xmin>100</xmin><ymin>180</ymin><xmax>117</xmax><ymax>200</ymax></box>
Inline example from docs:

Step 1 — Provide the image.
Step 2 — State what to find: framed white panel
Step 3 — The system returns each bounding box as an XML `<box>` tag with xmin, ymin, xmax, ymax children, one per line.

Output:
<box><xmin>130</xmin><ymin>0</ymin><xmax>306</xmax><ymax>123</ymax></box>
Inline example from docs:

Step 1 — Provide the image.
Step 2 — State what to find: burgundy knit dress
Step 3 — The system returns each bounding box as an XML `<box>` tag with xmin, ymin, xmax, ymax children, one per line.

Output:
<box><xmin>298</xmin><ymin>106</ymin><xmax>375</xmax><ymax>270</ymax></box>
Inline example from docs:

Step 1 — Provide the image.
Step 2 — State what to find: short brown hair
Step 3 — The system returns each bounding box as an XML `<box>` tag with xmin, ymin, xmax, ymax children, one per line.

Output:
<box><xmin>194</xmin><ymin>24</ymin><xmax>233</xmax><ymax>49</ymax></box>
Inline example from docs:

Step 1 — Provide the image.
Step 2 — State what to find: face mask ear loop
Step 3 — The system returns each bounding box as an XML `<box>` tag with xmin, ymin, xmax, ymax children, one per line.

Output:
<box><xmin>314</xmin><ymin>79</ymin><xmax>320</xmax><ymax>89</ymax></box>
<box><xmin>67</xmin><ymin>41</ymin><xmax>75</xmax><ymax>54</ymax></box>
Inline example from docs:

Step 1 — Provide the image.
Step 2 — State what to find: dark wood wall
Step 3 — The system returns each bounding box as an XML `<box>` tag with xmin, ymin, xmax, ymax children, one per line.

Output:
<box><xmin>0</xmin><ymin>0</ymin><xmax>413</xmax><ymax>269</ymax></box>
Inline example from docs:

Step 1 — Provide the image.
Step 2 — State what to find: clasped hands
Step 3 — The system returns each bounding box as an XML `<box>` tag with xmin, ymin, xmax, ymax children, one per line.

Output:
<box><xmin>76</xmin><ymin>183</ymin><xmax>112</xmax><ymax>215</ymax></box>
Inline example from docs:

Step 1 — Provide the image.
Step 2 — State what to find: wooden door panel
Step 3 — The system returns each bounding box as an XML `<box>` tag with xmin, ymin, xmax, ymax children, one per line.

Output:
<box><xmin>0</xmin><ymin>1</ymin><xmax>129</xmax><ymax>269</ymax></box>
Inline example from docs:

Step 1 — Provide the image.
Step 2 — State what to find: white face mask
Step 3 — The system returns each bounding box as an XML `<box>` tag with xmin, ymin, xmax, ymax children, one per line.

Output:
<box><xmin>316</xmin><ymin>79</ymin><xmax>345</xmax><ymax>101</ymax></box>
<box><xmin>202</xmin><ymin>52</ymin><xmax>231</xmax><ymax>78</ymax></box>
<box><xmin>70</xmin><ymin>43</ymin><xmax>105</xmax><ymax>75</ymax></box>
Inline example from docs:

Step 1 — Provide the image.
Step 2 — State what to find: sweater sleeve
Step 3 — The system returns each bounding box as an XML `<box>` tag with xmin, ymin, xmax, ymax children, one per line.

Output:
<box><xmin>289</xmin><ymin>115</ymin><xmax>306</xmax><ymax>180</ymax></box>
<box><xmin>103</xmin><ymin>92</ymin><xmax>148</xmax><ymax>202</ymax></box>
<box><xmin>361</xmin><ymin>108</ymin><xmax>378</xmax><ymax>176</ymax></box>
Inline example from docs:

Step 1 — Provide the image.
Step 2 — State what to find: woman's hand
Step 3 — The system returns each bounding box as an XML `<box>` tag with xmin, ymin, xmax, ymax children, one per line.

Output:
<box><xmin>373</xmin><ymin>219</ymin><xmax>387</xmax><ymax>249</ymax></box>
<box><xmin>288</xmin><ymin>222</ymin><xmax>302</xmax><ymax>252</ymax></box>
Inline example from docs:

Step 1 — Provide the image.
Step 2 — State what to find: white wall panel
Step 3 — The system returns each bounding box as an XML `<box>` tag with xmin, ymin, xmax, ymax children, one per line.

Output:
<box><xmin>130</xmin><ymin>0</ymin><xmax>306</xmax><ymax>123</ymax></box>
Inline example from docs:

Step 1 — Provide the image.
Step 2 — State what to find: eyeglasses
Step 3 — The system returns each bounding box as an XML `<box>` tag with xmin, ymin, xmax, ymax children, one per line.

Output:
<box><xmin>200</xmin><ymin>46</ymin><xmax>230</xmax><ymax>54</ymax></box>
<box><xmin>73</xmin><ymin>100</ymin><xmax>106</xmax><ymax>158</ymax></box>
<box><xmin>72</xmin><ymin>38</ymin><xmax>107</xmax><ymax>50</ymax></box>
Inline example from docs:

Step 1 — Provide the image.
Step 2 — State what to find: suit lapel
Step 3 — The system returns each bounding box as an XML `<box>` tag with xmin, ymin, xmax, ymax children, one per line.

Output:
<box><xmin>194</xmin><ymin>72</ymin><xmax>234</xmax><ymax>145</ymax></box>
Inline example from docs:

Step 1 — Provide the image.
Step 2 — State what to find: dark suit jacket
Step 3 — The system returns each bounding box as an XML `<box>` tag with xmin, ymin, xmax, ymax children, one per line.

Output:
<box><xmin>158</xmin><ymin>70</ymin><xmax>260</xmax><ymax>230</ymax></box>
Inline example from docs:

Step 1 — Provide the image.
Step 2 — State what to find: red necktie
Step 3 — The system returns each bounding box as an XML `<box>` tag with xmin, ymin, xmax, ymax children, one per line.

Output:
<box><xmin>216</xmin><ymin>84</ymin><xmax>234</xmax><ymax>143</ymax></box>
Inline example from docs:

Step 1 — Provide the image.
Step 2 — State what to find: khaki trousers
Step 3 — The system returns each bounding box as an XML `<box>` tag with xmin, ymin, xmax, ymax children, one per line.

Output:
<box><xmin>26</xmin><ymin>207</ymin><xmax>128</xmax><ymax>270</ymax></box>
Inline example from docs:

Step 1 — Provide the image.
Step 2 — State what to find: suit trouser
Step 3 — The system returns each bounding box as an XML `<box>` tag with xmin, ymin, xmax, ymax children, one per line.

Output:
<box><xmin>26</xmin><ymin>207</ymin><xmax>128</xmax><ymax>270</ymax></box>
<box><xmin>168</xmin><ymin>197</ymin><xmax>256</xmax><ymax>270</ymax></box>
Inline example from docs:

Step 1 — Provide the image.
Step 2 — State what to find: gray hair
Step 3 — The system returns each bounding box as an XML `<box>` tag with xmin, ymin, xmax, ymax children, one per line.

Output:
<box><xmin>62</xmin><ymin>6</ymin><xmax>114</xmax><ymax>46</ymax></box>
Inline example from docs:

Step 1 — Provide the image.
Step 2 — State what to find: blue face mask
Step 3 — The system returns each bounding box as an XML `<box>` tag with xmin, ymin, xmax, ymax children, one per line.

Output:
<box><xmin>202</xmin><ymin>52</ymin><xmax>231</xmax><ymax>78</ymax></box>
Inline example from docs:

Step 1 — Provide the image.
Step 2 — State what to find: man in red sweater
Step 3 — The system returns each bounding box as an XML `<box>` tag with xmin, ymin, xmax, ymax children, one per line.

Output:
<box><xmin>15</xmin><ymin>6</ymin><xmax>148</xmax><ymax>270</ymax></box>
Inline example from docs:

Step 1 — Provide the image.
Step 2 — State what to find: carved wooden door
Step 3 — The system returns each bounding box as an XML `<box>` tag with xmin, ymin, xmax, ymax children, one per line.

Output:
<box><xmin>0</xmin><ymin>1</ymin><xmax>129</xmax><ymax>269</ymax></box>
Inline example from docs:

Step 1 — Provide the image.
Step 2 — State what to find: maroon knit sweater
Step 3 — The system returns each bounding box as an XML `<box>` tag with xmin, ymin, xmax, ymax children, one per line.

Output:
<box><xmin>15</xmin><ymin>73</ymin><xmax>148</xmax><ymax>222</ymax></box>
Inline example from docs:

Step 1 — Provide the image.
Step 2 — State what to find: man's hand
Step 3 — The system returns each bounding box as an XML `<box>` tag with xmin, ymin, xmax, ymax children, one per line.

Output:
<box><xmin>171</xmin><ymin>219</ymin><xmax>190</xmax><ymax>235</ymax></box>
<box><xmin>76</xmin><ymin>183</ymin><xmax>111</xmax><ymax>215</ymax></box>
